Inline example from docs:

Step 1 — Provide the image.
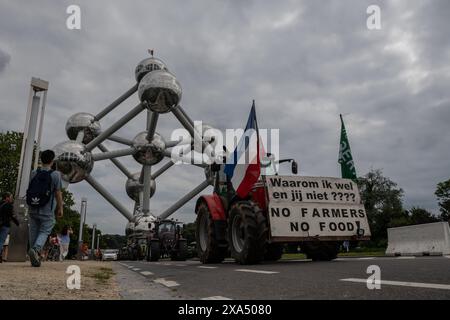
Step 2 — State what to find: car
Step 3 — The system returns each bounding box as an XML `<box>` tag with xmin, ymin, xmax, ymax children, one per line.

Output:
<box><xmin>102</xmin><ymin>249</ymin><xmax>118</xmax><ymax>261</ymax></box>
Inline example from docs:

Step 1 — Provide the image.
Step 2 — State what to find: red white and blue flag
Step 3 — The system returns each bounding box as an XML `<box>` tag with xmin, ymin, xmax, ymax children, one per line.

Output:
<box><xmin>224</xmin><ymin>101</ymin><xmax>263</xmax><ymax>198</ymax></box>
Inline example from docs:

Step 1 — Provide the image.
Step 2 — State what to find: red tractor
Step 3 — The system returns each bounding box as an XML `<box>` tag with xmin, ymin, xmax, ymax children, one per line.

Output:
<box><xmin>195</xmin><ymin>155</ymin><xmax>298</xmax><ymax>264</ymax></box>
<box><xmin>195</xmin><ymin>154</ymin><xmax>369</xmax><ymax>264</ymax></box>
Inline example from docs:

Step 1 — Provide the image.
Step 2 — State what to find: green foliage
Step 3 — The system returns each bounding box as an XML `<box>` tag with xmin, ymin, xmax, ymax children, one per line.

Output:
<box><xmin>182</xmin><ymin>222</ymin><xmax>196</xmax><ymax>244</ymax></box>
<box><xmin>435</xmin><ymin>179</ymin><xmax>450</xmax><ymax>221</ymax></box>
<box><xmin>101</xmin><ymin>234</ymin><xmax>127</xmax><ymax>249</ymax></box>
<box><xmin>357</xmin><ymin>169</ymin><xmax>406</xmax><ymax>246</ymax></box>
<box><xmin>0</xmin><ymin>131</ymin><xmax>23</xmax><ymax>195</ymax></box>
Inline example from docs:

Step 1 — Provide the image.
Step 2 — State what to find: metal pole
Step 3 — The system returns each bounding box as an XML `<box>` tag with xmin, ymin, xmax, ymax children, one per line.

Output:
<box><xmin>151</xmin><ymin>161</ymin><xmax>175</xmax><ymax>180</ymax></box>
<box><xmin>106</xmin><ymin>135</ymin><xmax>134</xmax><ymax>146</ymax></box>
<box><xmin>33</xmin><ymin>90</ymin><xmax>48</xmax><ymax>169</ymax></box>
<box><xmin>17</xmin><ymin>95</ymin><xmax>40</xmax><ymax>198</ymax></box>
<box><xmin>97</xmin><ymin>233</ymin><xmax>101</xmax><ymax>251</ymax></box>
<box><xmin>147</xmin><ymin>111</ymin><xmax>159</xmax><ymax>141</ymax></box>
<box><xmin>97</xmin><ymin>144</ymin><xmax>134</xmax><ymax>179</ymax></box>
<box><xmin>92</xmin><ymin>147</ymin><xmax>136</xmax><ymax>161</ymax></box>
<box><xmin>77</xmin><ymin>198</ymin><xmax>87</xmax><ymax>260</ymax></box>
<box><xmin>178</xmin><ymin>105</ymin><xmax>195</xmax><ymax>127</ymax></box>
<box><xmin>91</xmin><ymin>223</ymin><xmax>97</xmax><ymax>258</ymax></box>
<box><xmin>142</xmin><ymin>165</ymin><xmax>152</xmax><ymax>215</ymax></box>
<box><xmin>86</xmin><ymin>103</ymin><xmax>145</xmax><ymax>151</ymax></box>
<box><xmin>158</xmin><ymin>179</ymin><xmax>211</xmax><ymax>220</ymax></box>
<box><xmin>95</xmin><ymin>84</ymin><xmax>138</xmax><ymax>121</ymax></box>
<box><xmin>85</xmin><ymin>175</ymin><xmax>134</xmax><ymax>221</ymax></box>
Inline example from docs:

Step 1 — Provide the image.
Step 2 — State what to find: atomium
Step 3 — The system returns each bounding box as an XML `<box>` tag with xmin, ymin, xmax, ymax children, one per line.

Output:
<box><xmin>132</xmin><ymin>131</ymin><xmax>166</xmax><ymax>165</ymax></box>
<box><xmin>126</xmin><ymin>172</ymin><xmax>156</xmax><ymax>201</ymax></box>
<box><xmin>65</xmin><ymin>112</ymin><xmax>101</xmax><ymax>144</ymax></box>
<box><xmin>52</xmin><ymin>52</ymin><xmax>216</xmax><ymax>236</ymax></box>
<box><xmin>53</xmin><ymin>140</ymin><xmax>93</xmax><ymax>183</ymax></box>
<box><xmin>138</xmin><ymin>69</ymin><xmax>182</xmax><ymax>113</ymax></box>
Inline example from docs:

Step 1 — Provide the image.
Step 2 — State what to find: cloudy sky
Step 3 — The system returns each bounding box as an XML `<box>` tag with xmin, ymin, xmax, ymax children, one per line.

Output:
<box><xmin>1</xmin><ymin>0</ymin><xmax>449</xmax><ymax>234</ymax></box>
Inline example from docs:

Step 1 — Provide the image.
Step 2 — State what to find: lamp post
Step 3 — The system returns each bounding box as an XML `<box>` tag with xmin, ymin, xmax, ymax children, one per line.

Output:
<box><xmin>91</xmin><ymin>223</ymin><xmax>97</xmax><ymax>259</ymax></box>
<box><xmin>77</xmin><ymin>197</ymin><xmax>87</xmax><ymax>260</ymax></box>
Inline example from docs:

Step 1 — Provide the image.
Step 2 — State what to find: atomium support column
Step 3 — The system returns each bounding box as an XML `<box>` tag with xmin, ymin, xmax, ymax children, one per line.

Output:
<box><xmin>159</xmin><ymin>179</ymin><xmax>211</xmax><ymax>220</ymax></box>
<box><xmin>85</xmin><ymin>175</ymin><xmax>134</xmax><ymax>221</ymax></box>
<box><xmin>95</xmin><ymin>84</ymin><xmax>138</xmax><ymax>121</ymax></box>
<box><xmin>97</xmin><ymin>144</ymin><xmax>134</xmax><ymax>179</ymax></box>
<box><xmin>92</xmin><ymin>147</ymin><xmax>136</xmax><ymax>161</ymax></box>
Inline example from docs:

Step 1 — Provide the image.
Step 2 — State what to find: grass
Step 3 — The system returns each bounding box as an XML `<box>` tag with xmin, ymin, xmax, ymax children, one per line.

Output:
<box><xmin>88</xmin><ymin>267</ymin><xmax>116</xmax><ymax>285</ymax></box>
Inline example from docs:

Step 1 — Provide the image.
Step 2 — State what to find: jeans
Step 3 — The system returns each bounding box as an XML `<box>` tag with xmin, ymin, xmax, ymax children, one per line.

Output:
<box><xmin>29</xmin><ymin>214</ymin><xmax>55</xmax><ymax>252</ymax></box>
<box><xmin>0</xmin><ymin>226</ymin><xmax>9</xmax><ymax>255</ymax></box>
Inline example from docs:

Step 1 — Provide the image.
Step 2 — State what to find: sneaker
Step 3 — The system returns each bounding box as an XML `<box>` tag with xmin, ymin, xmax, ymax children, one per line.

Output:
<box><xmin>28</xmin><ymin>248</ymin><xmax>41</xmax><ymax>267</ymax></box>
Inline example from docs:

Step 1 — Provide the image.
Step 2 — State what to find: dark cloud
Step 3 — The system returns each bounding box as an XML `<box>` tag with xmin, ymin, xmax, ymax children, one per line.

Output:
<box><xmin>0</xmin><ymin>0</ymin><xmax>449</xmax><ymax>233</ymax></box>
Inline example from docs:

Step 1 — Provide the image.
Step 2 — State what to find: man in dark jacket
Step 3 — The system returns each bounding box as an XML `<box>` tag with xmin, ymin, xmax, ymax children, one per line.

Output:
<box><xmin>0</xmin><ymin>192</ymin><xmax>19</xmax><ymax>263</ymax></box>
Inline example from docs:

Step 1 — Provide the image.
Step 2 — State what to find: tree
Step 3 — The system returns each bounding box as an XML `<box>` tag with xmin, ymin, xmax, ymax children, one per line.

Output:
<box><xmin>0</xmin><ymin>131</ymin><xmax>23</xmax><ymax>195</ymax></box>
<box><xmin>182</xmin><ymin>223</ymin><xmax>196</xmax><ymax>244</ymax></box>
<box><xmin>435</xmin><ymin>179</ymin><xmax>450</xmax><ymax>221</ymax></box>
<box><xmin>357</xmin><ymin>169</ymin><xmax>406</xmax><ymax>246</ymax></box>
<box><xmin>408</xmin><ymin>207</ymin><xmax>440</xmax><ymax>225</ymax></box>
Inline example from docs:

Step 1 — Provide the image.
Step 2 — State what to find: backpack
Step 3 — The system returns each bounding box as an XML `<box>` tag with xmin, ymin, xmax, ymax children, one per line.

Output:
<box><xmin>0</xmin><ymin>201</ymin><xmax>6</xmax><ymax>225</ymax></box>
<box><xmin>26</xmin><ymin>169</ymin><xmax>54</xmax><ymax>208</ymax></box>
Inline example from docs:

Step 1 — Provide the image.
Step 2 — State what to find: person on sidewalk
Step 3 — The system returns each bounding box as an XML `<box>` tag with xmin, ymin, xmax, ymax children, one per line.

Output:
<box><xmin>0</xmin><ymin>192</ymin><xmax>20</xmax><ymax>263</ymax></box>
<box><xmin>27</xmin><ymin>150</ymin><xmax>64</xmax><ymax>267</ymax></box>
<box><xmin>58</xmin><ymin>225</ymin><xmax>72</xmax><ymax>261</ymax></box>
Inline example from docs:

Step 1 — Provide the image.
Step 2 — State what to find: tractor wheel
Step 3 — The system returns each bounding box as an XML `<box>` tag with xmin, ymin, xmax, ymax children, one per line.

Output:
<box><xmin>195</xmin><ymin>202</ymin><xmax>227</xmax><ymax>264</ymax></box>
<box><xmin>147</xmin><ymin>240</ymin><xmax>160</xmax><ymax>262</ymax></box>
<box><xmin>171</xmin><ymin>239</ymin><xmax>188</xmax><ymax>261</ymax></box>
<box><xmin>302</xmin><ymin>242</ymin><xmax>339</xmax><ymax>261</ymax></box>
<box><xmin>264</xmin><ymin>243</ymin><xmax>284</xmax><ymax>261</ymax></box>
<box><xmin>228</xmin><ymin>201</ymin><xmax>268</xmax><ymax>265</ymax></box>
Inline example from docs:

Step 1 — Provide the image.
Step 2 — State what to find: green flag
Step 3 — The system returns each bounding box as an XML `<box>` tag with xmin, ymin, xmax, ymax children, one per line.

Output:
<box><xmin>338</xmin><ymin>114</ymin><xmax>357</xmax><ymax>180</ymax></box>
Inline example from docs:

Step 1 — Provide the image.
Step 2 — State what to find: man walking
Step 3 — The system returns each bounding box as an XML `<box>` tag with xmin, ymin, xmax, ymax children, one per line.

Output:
<box><xmin>0</xmin><ymin>192</ymin><xmax>20</xmax><ymax>263</ymax></box>
<box><xmin>27</xmin><ymin>150</ymin><xmax>64</xmax><ymax>267</ymax></box>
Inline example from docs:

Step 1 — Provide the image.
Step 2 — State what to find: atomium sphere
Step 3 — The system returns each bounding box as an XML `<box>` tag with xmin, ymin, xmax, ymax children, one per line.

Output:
<box><xmin>53</xmin><ymin>140</ymin><xmax>93</xmax><ymax>184</ymax></box>
<box><xmin>135</xmin><ymin>57</ymin><xmax>168</xmax><ymax>82</ymax></box>
<box><xmin>65</xmin><ymin>112</ymin><xmax>101</xmax><ymax>144</ymax></box>
<box><xmin>125</xmin><ymin>221</ymin><xmax>135</xmax><ymax>236</ymax></box>
<box><xmin>132</xmin><ymin>131</ymin><xmax>166</xmax><ymax>165</ymax></box>
<box><xmin>134</xmin><ymin>214</ymin><xmax>157</xmax><ymax>232</ymax></box>
<box><xmin>138</xmin><ymin>70</ymin><xmax>182</xmax><ymax>113</ymax></box>
<box><xmin>125</xmin><ymin>172</ymin><xmax>156</xmax><ymax>201</ymax></box>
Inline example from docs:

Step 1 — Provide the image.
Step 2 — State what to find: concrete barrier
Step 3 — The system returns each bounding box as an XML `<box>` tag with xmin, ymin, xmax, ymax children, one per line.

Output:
<box><xmin>386</xmin><ymin>222</ymin><xmax>450</xmax><ymax>256</ymax></box>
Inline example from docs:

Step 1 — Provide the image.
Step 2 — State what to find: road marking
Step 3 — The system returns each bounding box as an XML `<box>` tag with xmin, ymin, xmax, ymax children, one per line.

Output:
<box><xmin>140</xmin><ymin>271</ymin><xmax>154</xmax><ymax>276</ymax></box>
<box><xmin>162</xmin><ymin>263</ymin><xmax>172</xmax><ymax>266</ymax></box>
<box><xmin>132</xmin><ymin>268</ymin><xmax>141</xmax><ymax>271</ymax></box>
<box><xmin>127</xmin><ymin>266</ymin><xmax>134</xmax><ymax>268</ymax></box>
<box><xmin>340</xmin><ymin>278</ymin><xmax>450</xmax><ymax>290</ymax></box>
<box><xmin>201</xmin><ymin>296</ymin><xmax>232</xmax><ymax>300</ymax></box>
<box><xmin>235</xmin><ymin>269</ymin><xmax>279</xmax><ymax>274</ymax></box>
<box><xmin>397</xmin><ymin>256</ymin><xmax>416</xmax><ymax>259</ymax></box>
<box><xmin>154</xmin><ymin>278</ymin><xmax>180</xmax><ymax>287</ymax></box>
<box><xmin>357</xmin><ymin>257</ymin><xmax>376</xmax><ymax>260</ymax></box>
<box><xmin>444</xmin><ymin>256</ymin><xmax>450</xmax><ymax>259</ymax></box>
<box><xmin>198</xmin><ymin>266</ymin><xmax>218</xmax><ymax>269</ymax></box>
<box><xmin>175</xmin><ymin>264</ymin><xmax>187</xmax><ymax>267</ymax></box>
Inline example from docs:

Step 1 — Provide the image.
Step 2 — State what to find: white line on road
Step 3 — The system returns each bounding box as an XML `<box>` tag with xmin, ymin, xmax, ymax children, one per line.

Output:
<box><xmin>201</xmin><ymin>296</ymin><xmax>232</xmax><ymax>300</ymax></box>
<box><xmin>198</xmin><ymin>266</ymin><xmax>218</xmax><ymax>269</ymax></box>
<box><xmin>357</xmin><ymin>257</ymin><xmax>376</xmax><ymax>260</ymax></box>
<box><xmin>127</xmin><ymin>266</ymin><xmax>134</xmax><ymax>268</ymax></box>
<box><xmin>140</xmin><ymin>271</ymin><xmax>154</xmax><ymax>276</ymax></box>
<box><xmin>175</xmin><ymin>264</ymin><xmax>187</xmax><ymax>267</ymax></box>
<box><xmin>132</xmin><ymin>268</ymin><xmax>141</xmax><ymax>271</ymax></box>
<box><xmin>444</xmin><ymin>256</ymin><xmax>450</xmax><ymax>259</ymax></box>
<box><xmin>397</xmin><ymin>256</ymin><xmax>416</xmax><ymax>259</ymax></box>
<box><xmin>340</xmin><ymin>278</ymin><xmax>450</xmax><ymax>290</ymax></box>
<box><xmin>154</xmin><ymin>278</ymin><xmax>180</xmax><ymax>287</ymax></box>
<box><xmin>235</xmin><ymin>269</ymin><xmax>279</xmax><ymax>274</ymax></box>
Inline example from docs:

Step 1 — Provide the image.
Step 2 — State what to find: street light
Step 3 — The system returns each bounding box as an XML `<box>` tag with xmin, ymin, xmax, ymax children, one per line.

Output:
<box><xmin>77</xmin><ymin>197</ymin><xmax>87</xmax><ymax>260</ymax></box>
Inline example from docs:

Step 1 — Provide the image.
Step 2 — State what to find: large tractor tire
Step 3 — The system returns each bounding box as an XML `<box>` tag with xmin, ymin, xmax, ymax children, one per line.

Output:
<box><xmin>196</xmin><ymin>202</ymin><xmax>227</xmax><ymax>264</ymax></box>
<box><xmin>264</xmin><ymin>243</ymin><xmax>284</xmax><ymax>261</ymax></box>
<box><xmin>146</xmin><ymin>240</ymin><xmax>161</xmax><ymax>262</ymax></box>
<box><xmin>302</xmin><ymin>241</ymin><xmax>339</xmax><ymax>261</ymax></box>
<box><xmin>171</xmin><ymin>239</ymin><xmax>188</xmax><ymax>261</ymax></box>
<box><xmin>228</xmin><ymin>201</ymin><xmax>268</xmax><ymax>265</ymax></box>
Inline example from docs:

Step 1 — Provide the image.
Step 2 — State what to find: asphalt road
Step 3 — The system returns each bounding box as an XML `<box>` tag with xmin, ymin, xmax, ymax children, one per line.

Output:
<box><xmin>115</xmin><ymin>256</ymin><xmax>450</xmax><ymax>300</ymax></box>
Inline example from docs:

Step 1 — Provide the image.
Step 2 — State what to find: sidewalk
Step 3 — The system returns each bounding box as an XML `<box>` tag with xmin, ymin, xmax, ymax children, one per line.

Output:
<box><xmin>0</xmin><ymin>260</ymin><xmax>119</xmax><ymax>300</ymax></box>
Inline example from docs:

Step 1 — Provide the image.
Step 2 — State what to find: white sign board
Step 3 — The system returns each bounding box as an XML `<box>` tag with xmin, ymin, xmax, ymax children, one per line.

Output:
<box><xmin>265</xmin><ymin>176</ymin><xmax>371</xmax><ymax>238</ymax></box>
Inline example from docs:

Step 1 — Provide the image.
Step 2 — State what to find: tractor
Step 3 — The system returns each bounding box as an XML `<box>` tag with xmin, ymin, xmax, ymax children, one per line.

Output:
<box><xmin>146</xmin><ymin>219</ymin><xmax>188</xmax><ymax>261</ymax></box>
<box><xmin>195</xmin><ymin>153</ymin><xmax>369</xmax><ymax>264</ymax></box>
